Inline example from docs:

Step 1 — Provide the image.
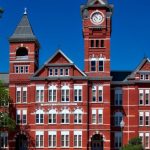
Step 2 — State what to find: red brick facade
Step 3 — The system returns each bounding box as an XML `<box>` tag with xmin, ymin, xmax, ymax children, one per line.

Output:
<box><xmin>4</xmin><ymin>0</ymin><xmax>150</xmax><ymax>150</ymax></box>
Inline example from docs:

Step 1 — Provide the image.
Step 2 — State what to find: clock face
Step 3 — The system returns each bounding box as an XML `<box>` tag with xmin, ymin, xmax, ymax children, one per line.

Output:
<box><xmin>90</xmin><ymin>11</ymin><xmax>104</xmax><ymax>25</ymax></box>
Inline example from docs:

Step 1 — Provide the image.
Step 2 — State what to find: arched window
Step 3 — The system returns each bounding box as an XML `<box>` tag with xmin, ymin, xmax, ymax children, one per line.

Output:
<box><xmin>61</xmin><ymin>109</ymin><xmax>70</xmax><ymax>124</ymax></box>
<box><xmin>36</xmin><ymin>110</ymin><xmax>44</xmax><ymax>124</ymax></box>
<box><xmin>74</xmin><ymin>109</ymin><xmax>82</xmax><ymax>124</ymax></box>
<box><xmin>48</xmin><ymin>109</ymin><xmax>57</xmax><ymax>124</ymax></box>
<box><xmin>16</xmin><ymin>47</ymin><xmax>28</xmax><ymax>59</ymax></box>
<box><xmin>114</xmin><ymin>112</ymin><xmax>123</xmax><ymax>126</ymax></box>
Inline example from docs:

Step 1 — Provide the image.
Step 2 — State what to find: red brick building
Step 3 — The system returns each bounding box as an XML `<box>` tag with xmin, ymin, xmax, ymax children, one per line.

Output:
<box><xmin>0</xmin><ymin>0</ymin><xmax>150</xmax><ymax>149</ymax></box>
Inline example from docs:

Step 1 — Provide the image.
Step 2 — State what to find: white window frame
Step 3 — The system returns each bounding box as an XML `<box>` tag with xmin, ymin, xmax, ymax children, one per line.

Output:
<box><xmin>139</xmin><ymin>112</ymin><xmax>144</xmax><ymax>126</ymax></box>
<box><xmin>61</xmin><ymin>131</ymin><xmax>69</xmax><ymax>148</ymax></box>
<box><xmin>98</xmin><ymin>58</ymin><xmax>104</xmax><ymax>72</ymax></box>
<box><xmin>74</xmin><ymin>109</ymin><xmax>82</xmax><ymax>124</ymax></box>
<box><xmin>22</xmin><ymin>87</ymin><xmax>27</xmax><ymax>103</ymax></box>
<box><xmin>74</xmin><ymin>86</ymin><xmax>82</xmax><ymax>102</ymax></box>
<box><xmin>98</xmin><ymin>86</ymin><xmax>103</xmax><ymax>102</ymax></box>
<box><xmin>16</xmin><ymin>110</ymin><xmax>21</xmax><ymax>124</ymax></box>
<box><xmin>36</xmin><ymin>86</ymin><xmax>44</xmax><ymax>102</ymax></box>
<box><xmin>61</xmin><ymin>109</ymin><xmax>70</xmax><ymax>124</ymax></box>
<box><xmin>48</xmin><ymin>131</ymin><xmax>56</xmax><ymax>148</ymax></box>
<box><xmin>74</xmin><ymin>131</ymin><xmax>82</xmax><ymax>148</ymax></box>
<box><xmin>145</xmin><ymin>90</ymin><xmax>150</xmax><ymax>105</ymax></box>
<box><xmin>90</xmin><ymin>58</ymin><xmax>96</xmax><ymax>72</ymax></box>
<box><xmin>139</xmin><ymin>133</ymin><xmax>144</xmax><ymax>146</ymax></box>
<box><xmin>61</xmin><ymin>86</ymin><xmax>70</xmax><ymax>102</ymax></box>
<box><xmin>48</xmin><ymin>109</ymin><xmax>57</xmax><ymax>124</ymax></box>
<box><xmin>36</xmin><ymin>110</ymin><xmax>44</xmax><ymax>124</ymax></box>
<box><xmin>48</xmin><ymin>85</ymin><xmax>57</xmax><ymax>102</ymax></box>
<box><xmin>22</xmin><ymin>110</ymin><xmax>27</xmax><ymax>125</ymax></box>
<box><xmin>98</xmin><ymin>109</ymin><xmax>103</xmax><ymax>124</ymax></box>
<box><xmin>145</xmin><ymin>112</ymin><xmax>150</xmax><ymax>126</ymax></box>
<box><xmin>36</xmin><ymin>131</ymin><xmax>44</xmax><ymax>148</ymax></box>
<box><xmin>49</xmin><ymin>68</ymin><xmax>53</xmax><ymax>76</ymax></box>
<box><xmin>139</xmin><ymin>90</ymin><xmax>144</xmax><ymax>105</ymax></box>
<box><xmin>92</xmin><ymin>109</ymin><xmax>96</xmax><ymax>124</ymax></box>
<box><xmin>92</xmin><ymin>86</ymin><xmax>96</xmax><ymax>102</ymax></box>
<box><xmin>16</xmin><ymin>87</ymin><xmax>21</xmax><ymax>103</ymax></box>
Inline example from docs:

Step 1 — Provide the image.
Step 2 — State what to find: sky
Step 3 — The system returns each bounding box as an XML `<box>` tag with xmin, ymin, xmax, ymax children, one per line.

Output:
<box><xmin>1</xmin><ymin>0</ymin><xmax>150</xmax><ymax>72</ymax></box>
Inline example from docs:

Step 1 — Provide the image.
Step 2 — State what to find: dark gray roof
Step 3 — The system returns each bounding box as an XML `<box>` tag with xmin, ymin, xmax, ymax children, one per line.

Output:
<box><xmin>9</xmin><ymin>14</ymin><xmax>39</xmax><ymax>44</ymax></box>
<box><xmin>0</xmin><ymin>73</ymin><xmax>9</xmax><ymax>86</ymax></box>
<box><xmin>111</xmin><ymin>71</ymin><xmax>132</xmax><ymax>81</ymax></box>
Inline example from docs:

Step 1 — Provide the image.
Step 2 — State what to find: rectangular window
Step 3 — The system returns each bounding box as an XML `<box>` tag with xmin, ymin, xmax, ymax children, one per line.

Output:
<box><xmin>74</xmin><ymin>131</ymin><xmax>82</xmax><ymax>148</ymax></box>
<box><xmin>65</xmin><ymin>69</ymin><xmax>69</xmax><ymax>76</ymax></box>
<box><xmin>25</xmin><ymin>66</ymin><xmax>29</xmax><ymax>73</ymax></box>
<box><xmin>36</xmin><ymin>132</ymin><xmax>44</xmax><ymax>148</ymax></box>
<box><xmin>145</xmin><ymin>112</ymin><xmax>150</xmax><ymax>126</ymax></box>
<box><xmin>20</xmin><ymin>66</ymin><xmax>24</xmax><ymax>73</ymax></box>
<box><xmin>139</xmin><ymin>112</ymin><xmax>144</xmax><ymax>126</ymax></box>
<box><xmin>49</xmin><ymin>114</ymin><xmax>56</xmax><ymax>124</ymax></box>
<box><xmin>48</xmin><ymin>131</ymin><xmax>56</xmax><ymax>147</ymax></box>
<box><xmin>92</xmin><ymin>109</ymin><xmax>96</xmax><ymax>124</ymax></box>
<box><xmin>92</xmin><ymin>86</ymin><xmax>96</xmax><ymax>102</ymax></box>
<box><xmin>96</xmin><ymin>40</ymin><xmax>99</xmax><ymax>48</ymax></box>
<box><xmin>61</xmin><ymin>132</ymin><xmax>69</xmax><ymax>147</ymax></box>
<box><xmin>140</xmin><ymin>74</ymin><xmax>144</xmax><ymax>80</ymax></box>
<box><xmin>36</xmin><ymin>114</ymin><xmax>44</xmax><ymax>124</ymax></box>
<box><xmin>61</xmin><ymin>114</ymin><xmax>69</xmax><ymax>124</ymax></box>
<box><xmin>15</xmin><ymin>66</ymin><xmax>19</xmax><ymax>73</ymax></box>
<box><xmin>145</xmin><ymin>90</ymin><xmax>150</xmax><ymax>105</ymax></box>
<box><xmin>49</xmin><ymin>69</ymin><xmax>53</xmax><ymax>76</ymax></box>
<box><xmin>91</xmin><ymin>40</ymin><xmax>94</xmax><ymax>47</ymax></box>
<box><xmin>145</xmin><ymin>74</ymin><xmax>149</xmax><ymax>80</ymax></box>
<box><xmin>60</xmin><ymin>69</ymin><xmax>63</xmax><ymax>76</ymax></box>
<box><xmin>16</xmin><ymin>110</ymin><xmax>21</xmax><ymax>124</ymax></box>
<box><xmin>61</xmin><ymin>89</ymin><xmax>69</xmax><ymax>102</ymax></box>
<box><xmin>139</xmin><ymin>90</ymin><xmax>144</xmax><ymax>105</ymax></box>
<box><xmin>145</xmin><ymin>133</ymin><xmax>149</xmax><ymax>148</ymax></box>
<box><xmin>16</xmin><ymin>87</ymin><xmax>21</xmax><ymax>103</ymax></box>
<box><xmin>0</xmin><ymin>132</ymin><xmax>8</xmax><ymax>149</ymax></box>
<box><xmin>98</xmin><ymin>60</ymin><xmax>104</xmax><ymax>71</ymax></box>
<box><xmin>74</xmin><ymin>86</ymin><xmax>82</xmax><ymax>102</ymax></box>
<box><xmin>49</xmin><ymin>89</ymin><xmax>56</xmax><ymax>102</ymax></box>
<box><xmin>22</xmin><ymin>110</ymin><xmax>27</xmax><ymax>124</ymax></box>
<box><xmin>115</xmin><ymin>89</ymin><xmax>123</xmax><ymax>106</ymax></box>
<box><xmin>55</xmin><ymin>69</ymin><xmax>58</xmax><ymax>76</ymax></box>
<box><xmin>139</xmin><ymin>133</ymin><xmax>144</xmax><ymax>146</ymax></box>
<box><xmin>98</xmin><ymin>109</ymin><xmax>103</xmax><ymax>124</ymax></box>
<box><xmin>115</xmin><ymin>132</ymin><xmax>122</xmax><ymax>148</ymax></box>
<box><xmin>101</xmin><ymin>40</ymin><xmax>105</xmax><ymax>47</ymax></box>
<box><xmin>98</xmin><ymin>86</ymin><xmax>103</xmax><ymax>102</ymax></box>
<box><xmin>36</xmin><ymin>86</ymin><xmax>44</xmax><ymax>102</ymax></box>
<box><xmin>91</xmin><ymin>61</ymin><xmax>96</xmax><ymax>71</ymax></box>
<box><xmin>22</xmin><ymin>87</ymin><xmax>27</xmax><ymax>103</ymax></box>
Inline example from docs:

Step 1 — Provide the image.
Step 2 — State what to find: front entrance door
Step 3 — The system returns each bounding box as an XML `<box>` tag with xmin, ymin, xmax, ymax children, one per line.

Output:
<box><xmin>91</xmin><ymin>134</ymin><xmax>103</xmax><ymax>150</ymax></box>
<box><xmin>16</xmin><ymin>134</ymin><xmax>28</xmax><ymax>150</ymax></box>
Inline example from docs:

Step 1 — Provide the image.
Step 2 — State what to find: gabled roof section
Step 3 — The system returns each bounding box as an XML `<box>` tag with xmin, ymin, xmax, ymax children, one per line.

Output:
<box><xmin>87</xmin><ymin>0</ymin><xmax>108</xmax><ymax>6</ymax></box>
<box><xmin>9</xmin><ymin>11</ymin><xmax>39</xmax><ymax>44</ymax></box>
<box><xmin>125</xmin><ymin>57</ymin><xmax>150</xmax><ymax>81</ymax></box>
<box><xmin>32</xmin><ymin>49</ymin><xmax>87</xmax><ymax>78</ymax></box>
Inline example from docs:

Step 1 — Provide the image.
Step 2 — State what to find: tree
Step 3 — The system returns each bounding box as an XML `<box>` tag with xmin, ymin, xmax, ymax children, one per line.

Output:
<box><xmin>0</xmin><ymin>81</ymin><xmax>16</xmax><ymax>131</ymax></box>
<box><xmin>122</xmin><ymin>137</ymin><xmax>144</xmax><ymax>150</ymax></box>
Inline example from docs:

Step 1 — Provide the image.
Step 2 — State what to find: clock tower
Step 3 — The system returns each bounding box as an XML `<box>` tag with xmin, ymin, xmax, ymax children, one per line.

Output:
<box><xmin>81</xmin><ymin>0</ymin><xmax>113</xmax><ymax>77</ymax></box>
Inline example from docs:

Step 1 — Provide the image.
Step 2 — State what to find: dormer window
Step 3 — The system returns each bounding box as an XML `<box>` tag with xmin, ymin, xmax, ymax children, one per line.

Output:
<box><xmin>145</xmin><ymin>74</ymin><xmax>149</xmax><ymax>80</ymax></box>
<box><xmin>49</xmin><ymin>68</ymin><xmax>69</xmax><ymax>76</ymax></box>
<box><xmin>140</xmin><ymin>74</ymin><xmax>144</xmax><ymax>80</ymax></box>
<box><xmin>16</xmin><ymin>47</ymin><xmax>28</xmax><ymax>60</ymax></box>
<box><xmin>140</xmin><ymin>74</ymin><xmax>150</xmax><ymax>80</ymax></box>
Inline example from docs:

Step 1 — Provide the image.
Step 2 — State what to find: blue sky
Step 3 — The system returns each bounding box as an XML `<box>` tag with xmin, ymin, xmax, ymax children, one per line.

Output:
<box><xmin>1</xmin><ymin>0</ymin><xmax>150</xmax><ymax>72</ymax></box>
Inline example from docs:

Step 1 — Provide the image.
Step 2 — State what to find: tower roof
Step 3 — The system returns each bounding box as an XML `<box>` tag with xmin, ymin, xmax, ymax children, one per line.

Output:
<box><xmin>9</xmin><ymin>9</ymin><xmax>39</xmax><ymax>44</ymax></box>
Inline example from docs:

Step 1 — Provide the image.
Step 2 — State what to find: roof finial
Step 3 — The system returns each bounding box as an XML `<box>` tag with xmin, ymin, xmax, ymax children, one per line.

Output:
<box><xmin>24</xmin><ymin>8</ymin><xmax>27</xmax><ymax>15</ymax></box>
